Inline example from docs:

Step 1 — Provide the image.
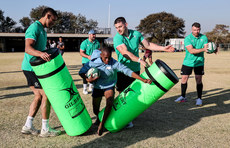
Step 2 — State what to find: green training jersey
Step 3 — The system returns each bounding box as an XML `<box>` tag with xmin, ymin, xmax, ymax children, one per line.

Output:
<box><xmin>80</xmin><ymin>39</ymin><xmax>100</xmax><ymax>64</ymax></box>
<box><xmin>113</xmin><ymin>29</ymin><xmax>144</xmax><ymax>72</ymax></box>
<box><xmin>21</xmin><ymin>20</ymin><xmax>47</xmax><ymax>71</ymax></box>
<box><xmin>183</xmin><ymin>33</ymin><xmax>208</xmax><ymax>67</ymax></box>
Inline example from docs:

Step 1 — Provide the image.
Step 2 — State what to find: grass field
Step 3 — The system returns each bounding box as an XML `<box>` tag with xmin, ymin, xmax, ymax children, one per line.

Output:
<box><xmin>0</xmin><ymin>51</ymin><xmax>230</xmax><ymax>148</ymax></box>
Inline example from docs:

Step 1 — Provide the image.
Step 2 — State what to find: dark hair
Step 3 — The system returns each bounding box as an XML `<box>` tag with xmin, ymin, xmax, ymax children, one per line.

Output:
<box><xmin>114</xmin><ymin>17</ymin><xmax>126</xmax><ymax>25</ymax></box>
<box><xmin>42</xmin><ymin>7</ymin><xmax>58</xmax><ymax>18</ymax></box>
<box><xmin>101</xmin><ymin>46</ymin><xmax>112</xmax><ymax>54</ymax></box>
<box><xmin>192</xmin><ymin>22</ymin><xmax>201</xmax><ymax>28</ymax></box>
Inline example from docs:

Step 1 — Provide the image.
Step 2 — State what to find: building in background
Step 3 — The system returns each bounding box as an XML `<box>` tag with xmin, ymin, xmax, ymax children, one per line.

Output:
<box><xmin>165</xmin><ymin>38</ymin><xmax>184</xmax><ymax>52</ymax></box>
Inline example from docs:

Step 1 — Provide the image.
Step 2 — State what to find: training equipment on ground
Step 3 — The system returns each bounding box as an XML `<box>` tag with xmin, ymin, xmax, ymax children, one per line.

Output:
<box><xmin>30</xmin><ymin>48</ymin><xmax>92</xmax><ymax>136</ymax></box>
<box><xmin>98</xmin><ymin>59</ymin><xmax>179</xmax><ymax>133</ymax></box>
<box><xmin>86</xmin><ymin>67</ymin><xmax>100</xmax><ymax>78</ymax></box>
<box><xmin>207</xmin><ymin>42</ymin><xmax>217</xmax><ymax>54</ymax></box>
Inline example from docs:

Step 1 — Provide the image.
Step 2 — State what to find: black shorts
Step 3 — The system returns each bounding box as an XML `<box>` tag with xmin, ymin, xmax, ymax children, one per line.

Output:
<box><xmin>116</xmin><ymin>71</ymin><xmax>140</xmax><ymax>92</ymax></box>
<box><xmin>92</xmin><ymin>87</ymin><xmax>115</xmax><ymax>98</ymax></box>
<box><xmin>23</xmin><ymin>70</ymin><xmax>42</xmax><ymax>88</ymax></box>
<box><xmin>82</xmin><ymin>63</ymin><xmax>87</xmax><ymax>84</ymax></box>
<box><xmin>181</xmin><ymin>65</ymin><xmax>204</xmax><ymax>75</ymax></box>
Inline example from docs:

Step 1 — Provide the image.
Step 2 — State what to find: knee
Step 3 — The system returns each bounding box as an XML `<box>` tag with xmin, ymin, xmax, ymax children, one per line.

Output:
<box><xmin>34</xmin><ymin>93</ymin><xmax>42</xmax><ymax>102</ymax></box>
<box><xmin>196</xmin><ymin>81</ymin><xmax>202</xmax><ymax>85</ymax></box>
<box><xmin>195</xmin><ymin>77</ymin><xmax>202</xmax><ymax>84</ymax></box>
<box><xmin>181</xmin><ymin>76</ymin><xmax>188</xmax><ymax>82</ymax></box>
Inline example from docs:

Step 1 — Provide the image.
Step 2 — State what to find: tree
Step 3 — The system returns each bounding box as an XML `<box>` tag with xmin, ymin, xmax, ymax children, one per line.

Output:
<box><xmin>136</xmin><ymin>12</ymin><xmax>185</xmax><ymax>44</ymax></box>
<box><xmin>19</xmin><ymin>17</ymin><xmax>32</xmax><ymax>32</ymax></box>
<box><xmin>28</xmin><ymin>6</ymin><xmax>98</xmax><ymax>33</ymax></box>
<box><xmin>0</xmin><ymin>9</ymin><xmax>16</xmax><ymax>32</ymax></box>
<box><xmin>52</xmin><ymin>11</ymin><xmax>77</xmax><ymax>33</ymax></box>
<box><xmin>0</xmin><ymin>10</ymin><xmax>4</xmax><ymax>22</ymax></box>
<box><xmin>205</xmin><ymin>24</ymin><xmax>230</xmax><ymax>43</ymax></box>
<box><xmin>75</xmin><ymin>14</ymin><xmax>98</xmax><ymax>33</ymax></box>
<box><xmin>29</xmin><ymin>5</ymin><xmax>46</xmax><ymax>22</ymax></box>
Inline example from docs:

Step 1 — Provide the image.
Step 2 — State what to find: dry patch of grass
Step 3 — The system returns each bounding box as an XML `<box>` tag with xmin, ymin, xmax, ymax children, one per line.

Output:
<box><xmin>0</xmin><ymin>51</ymin><xmax>230</xmax><ymax>147</ymax></box>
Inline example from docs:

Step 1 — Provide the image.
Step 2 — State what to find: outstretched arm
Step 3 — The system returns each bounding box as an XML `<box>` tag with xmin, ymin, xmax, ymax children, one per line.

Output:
<box><xmin>131</xmin><ymin>72</ymin><xmax>152</xmax><ymax>84</ymax></box>
<box><xmin>116</xmin><ymin>44</ymin><xmax>148</xmax><ymax>67</ymax></box>
<box><xmin>141</xmin><ymin>39</ymin><xmax>175</xmax><ymax>52</ymax></box>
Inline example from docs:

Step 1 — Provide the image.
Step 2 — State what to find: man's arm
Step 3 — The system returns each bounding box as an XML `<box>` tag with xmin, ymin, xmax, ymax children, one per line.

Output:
<box><xmin>131</xmin><ymin>72</ymin><xmax>152</xmax><ymax>84</ymax></box>
<box><xmin>60</xmin><ymin>44</ymin><xmax>65</xmax><ymax>50</ymax></box>
<box><xmin>79</xmin><ymin>49</ymin><xmax>91</xmax><ymax>60</ymax></box>
<box><xmin>141</xmin><ymin>39</ymin><xmax>175</xmax><ymax>52</ymax></box>
<box><xmin>186</xmin><ymin>44</ymin><xmax>208</xmax><ymax>54</ymax></box>
<box><xmin>25</xmin><ymin>39</ymin><xmax>51</xmax><ymax>61</ymax></box>
<box><xmin>115</xmin><ymin>60</ymin><xmax>151</xmax><ymax>84</ymax></box>
<box><xmin>57</xmin><ymin>43</ymin><xmax>65</xmax><ymax>50</ymax></box>
<box><xmin>116</xmin><ymin>44</ymin><xmax>147</xmax><ymax>67</ymax></box>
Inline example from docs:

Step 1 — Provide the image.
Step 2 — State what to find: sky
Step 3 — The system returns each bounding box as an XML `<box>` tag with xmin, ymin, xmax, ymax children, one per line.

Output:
<box><xmin>1</xmin><ymin>0</ymin><xmax>230</xmax><ymax>37</ymax></box>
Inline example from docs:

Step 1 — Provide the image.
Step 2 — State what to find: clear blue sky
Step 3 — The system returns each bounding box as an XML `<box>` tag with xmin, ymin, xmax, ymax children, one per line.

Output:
<box><xmin>1</xmin><ymin>0</ymin><xmax>230</xmax><ymax>37</ymax></box>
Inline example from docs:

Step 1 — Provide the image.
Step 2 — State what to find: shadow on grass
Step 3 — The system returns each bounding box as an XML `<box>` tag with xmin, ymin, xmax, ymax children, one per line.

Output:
<box><xmin>73</xmin><ymin>88</ymin><xmax>230</xmax><ymax>147</ymax></box>
<box><xmin>67</xmin><ymin>64</ymin><xmax>82</xmax><ymax>71</ymax></box>
<box><xmin>0</xmin><ymin>91</ymin><xmax>33</xmax><ymax>100</ymax></box>
<box><xmin>0</xmin><ymin>70</ymin><xmax>22</xmax><ymax>74</ymax></box>
<box><xmin>0</xmin><ymin>85</ymin><xmax>28</xmax><ymax>91</ymax></box>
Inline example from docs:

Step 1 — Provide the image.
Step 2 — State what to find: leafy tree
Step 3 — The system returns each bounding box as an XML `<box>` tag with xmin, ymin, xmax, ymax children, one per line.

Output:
<box><xmin>136</xmin><ymin>11</ymin><xmax>185</xmax><ymax>44</ymax></box>
<box><xmin>75</xmin><ymin>14</ymin><xmax>98</xmax><ymax>33</ymax></box>
<box><xmin>28</xmin><ymin>6</ymin><xmax>98</xmax><ymax>33</ymax></box>
<box><xmin>14</xmin><ymin>26</ymin><xmax>24</xmax><ymax>33</ymax></box>
<box><xmin>86</xmin><ymin>19</ymin><xmax>98</xmax><ymax>32</ymax></box>
<box><xmin>205</xmin><ymin>24</ymin><xmax>230</xmax><ymax>43</ymax></box>
<box><xmin>29</xmin><ymin>5</ymin><xmax>46</xmax><ymax>22</ymax></box>
<box><xmin>52</xmin><ymin>11</ymin><xmax>77</xmax><ymax>33</ymax></box>
<box><xmin>19</xmin><ymin>17</ymin><xmax>32</xmax><ymax>32</ymax></box>
<box><xmin>0</xmin><ymin>9</ymin><xmax>16</xmax><ymax>32</ymax></box>
<box><xmin>0</xmin><ymin>10</ymin><xmax>4</xmax><ymax>22</ymax></box>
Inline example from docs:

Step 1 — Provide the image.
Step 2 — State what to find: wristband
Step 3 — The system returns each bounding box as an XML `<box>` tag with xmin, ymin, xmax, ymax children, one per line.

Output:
<box><xmin>138</xmin><ymin>58</ymin><xmax>142</xmax><ymax>63</ymax></box>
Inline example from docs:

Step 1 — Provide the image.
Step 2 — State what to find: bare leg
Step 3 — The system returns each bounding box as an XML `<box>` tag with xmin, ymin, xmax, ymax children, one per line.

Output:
<box><xmin>148</xmin><ymin>57</ymin><xmax>153</xmax><ymax>65</ymax></box>
<box><xmin>181</xmin><ymin>75</ymin><xmax>189</xmax><ymax>84</ymax></box>
<box><xmin>143</xmin><ymin>55</ymin><xmax>147</xmax><ymax>62</ymax></box>
<box><xmin>39</xmin><ymin>89</ymin><xmax>51</xmax><ymax>120</ymax></box>
<box><xmin>93</xmin><ymin>97</ymin><xmax>102</xmax><ymax>125</ymax></box>
<box><xmin>28</xmin><ymin>86</ymin><xmax>42</xmax><ymax>117</ymax></box>
<box><xmin>97</xmin><ymin>89</ymin><xmax>114</xmax><ymax>136</ymax></box>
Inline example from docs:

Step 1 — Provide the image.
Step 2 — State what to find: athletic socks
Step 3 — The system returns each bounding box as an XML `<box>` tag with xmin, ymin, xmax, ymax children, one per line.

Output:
<box><xmin>181</xmin><ymin>83</ymin><xmax>203</xmax><ymax>99</ymax></box>
<box><xmin>197</xmin><ymin>83</ymin><xmax>203</xmax><ymax>99</ymax></box>
<box><xmin>83</xmin><ymin>84</ymin><xmax>87</xmax><ymax>90</ymax></box>
<box><xmin>25</xmin><ymin>116</ymin><xmax>50</xmax><ymax>131</ymax></box>
<box><xmin>89</xmin><ymin>83</ymin><xmax>93</xmax><ymax>88</ymax></box>
<box><xmin>25</xmin><ymin>116</ymin><xmax>34</xmax><ymax>128</ymax></box>
<box><xmin>42</xmin><ymin>119</ymin><xmax>49</xmax><ymax>131</ymax></box>
<box><xmin>181</xmin><ymin>83</ymin><xmax>187</xmax><ymax>98</ymax></box>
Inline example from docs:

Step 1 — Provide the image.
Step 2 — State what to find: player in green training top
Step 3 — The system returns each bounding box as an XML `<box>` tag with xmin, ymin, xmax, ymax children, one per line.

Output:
<box><xmin>79</xmin><ymin>29</ymin><xmax>100</xmax><ymax>95</ymax></box>
<box><xmin>113</xmin><ymin>17</ymin><xmax>174</xmax><ymax>128</ymax></box>
<box><xmin>175</xmin><ymin>22</ymin><xmax>208</xmax><ymax>106</ymax></box>
<box><xmin>21</xmin><ymin>7</ymin><xmax>61</xmax><ymax>137</ymax></box>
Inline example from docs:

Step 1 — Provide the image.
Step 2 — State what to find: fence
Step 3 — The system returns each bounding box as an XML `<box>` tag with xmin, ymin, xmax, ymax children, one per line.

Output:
<box><xmin>219</xmin><ymin>43</ymin><xmax>230</xmax><ymax>51</ymax></box>
<box><xmin>167</xmin><ymin>43</ymin><xmax>230</xmax><ymax>51</ymax></box>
